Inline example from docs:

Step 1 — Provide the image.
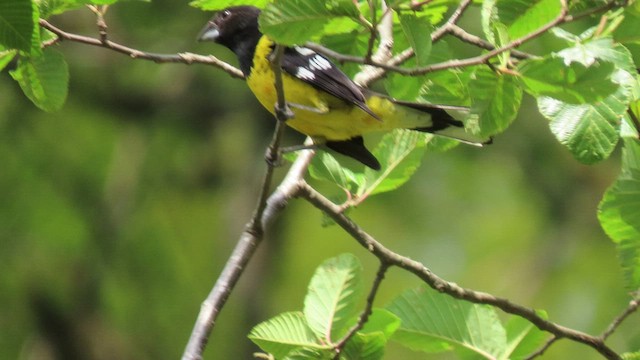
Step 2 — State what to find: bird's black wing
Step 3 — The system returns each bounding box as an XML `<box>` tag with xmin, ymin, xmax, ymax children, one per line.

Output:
<box><xmin>279</xmin><ymin>46</ymin><xmax>379</xmax><ymax>119</ymax></box>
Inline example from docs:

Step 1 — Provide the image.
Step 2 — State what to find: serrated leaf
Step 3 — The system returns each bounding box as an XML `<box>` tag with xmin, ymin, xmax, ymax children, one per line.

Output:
<box><xmin>495</xmin><ymin>0</ymin><xmax>562</xmax><ymax>40</ymax></box>
<box><xmin>358</xmin><ymin>309</ymin><xmax>401</xmax><ymax>339</ymax></box>
<box><xmin>387</xmin><ymin>287</ymin><xmax>507</xmax><ymax>356</ymax></box>
<box><xmin>481</xmin><ymin>0</ymin><xmax>498</xmax><ymax>45</ymax></box>
<box><xmin>418</xmin><ymin>66</ymin><xmax>473</xmax><ymax>107</ymax></box>
<box><xmin>249</xmin><ymin>312</ymin><xmax>326</xmax><ymax>359</ymax></box>
<box><xmin>499</xmin><ymin>314</ymin><xmax>550</xmax><ymax>360</ymax></box>
<box><xmin>341</xmin><ymin>332</ymin><xmax>386</xmax><ymax>360</ymax></box>
<box><xmin>599</xmin><ymin>139</ymin><xmax>640</xmax><ymax>290</ymax></box>
<box><xmin>399</xmin><ymin>14</ymin><xmax>432</xmax><ymax>67</ymax></box>
<box><xmin>0</xmin><ymin>0</ymin><xmax>35</xmax><ymax>52</ymax></box>
<box><xmin>304</xmin><ymin>254</ymin><xmax>363</xmax><ymax>342</ymax></box>
<box><xmin>308</xmin><ymin>152</ymin><xmax>361</xmax><ymax>192</ymax></box>
<box><xmin>285</xmin><ymin>347</ymin><xmax>333</xmax><ymax>360</ymax></box>
<box><xmin>519</xmin><ymin>56</ymin><xmax>618</xmax><ymax>104</ymax></box>
<box><xmin>259</xmin><ymin>0</ymin><xmax>359</xmax><ymax>45</ymax></box>
<box><xmin>0</xmin><ymin>47</ymin><xmax>17</xmax><ymax>71</ymax></box>
<box><xmin>468</xmin><ymin>67</ymin><xmax>522</xmax><ymax>137</ymax></box>
<box><xmin>10</xmin><ymin>48</ymin><xmax>69</xmax><ymax>112</ymax></box>
<box><xmin>356</xmin><ymin>130</ymin><xmax>429</xmax><ymax>199</ymax></box>
<box><xmin>538</xmin><ymin>42</ymin><xmax>636</xmax><ymax>164</ymax></box>
<box><xmin>190</xmin><ymin>0</ymin><xmax>269</xmax><ymax>10</ymax></box>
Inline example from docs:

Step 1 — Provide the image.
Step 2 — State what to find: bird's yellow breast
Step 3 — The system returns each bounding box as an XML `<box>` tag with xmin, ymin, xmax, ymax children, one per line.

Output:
<box><xmin>246</xmin><ymin>37</ymin><xmax>430</xmax><ymax>141</ymax></box>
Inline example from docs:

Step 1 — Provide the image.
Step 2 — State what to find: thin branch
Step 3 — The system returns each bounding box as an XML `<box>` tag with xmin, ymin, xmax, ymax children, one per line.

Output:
<box><xmin>297</xmin><ymin>182</ymin><xmax>621</xmax><ymax>360</ymax></box>
<box><xmin>600</xmin><ymin>297</ymin><xmax>640</xmax><ymax>340</ymax></box>
<box><xmin>182</xmin><ymin>43</ymin><xmax>301</xmax><ymax>360</ymax></box>
<box><xmin>524</xmin><ymin>336</ymin><xmax>558</xmax><ymax>360</ymax></box>
<box><xmin>332</xmin><ymin>262</ymin><xmax>390</xmax><ymax>358</ymax></box>
<box><xmin>627</xmin><ymin>108</ymin><xmax>640</xmax><ymax>138</ymax></box>
<box><xmin>448</xmin><ymin>24</ymin><xmax>536</xmax><ymax>60</ymax></box>
<box><xmin>38</xmin><ymin>19</ymin><xmax>244</xmax><ymax>79</ymax></box>
<box><xmin>355</xmin><ymin>0</ymin><xmax>394</xmax><ymax>86</ymax></box>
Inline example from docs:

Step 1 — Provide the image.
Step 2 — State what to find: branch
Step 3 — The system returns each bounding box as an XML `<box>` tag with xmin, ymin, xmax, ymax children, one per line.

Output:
<box><xmin>600</xmin><ymin>297</ymin><xmax>640</xmax><ymax>340</ymax></box>
<box><xmin>524</xmin><ymin>336</ymin><xmax>558</xmax><ymax>360</ymax></box>
<box><xmin>332</xmin><ymin>261</ymin><xmax>390</xmax><ymax>358</ymax></box>
<box><xmin>297</xmin><ymin>182</ymin><xmax>622</xmax><ymax>360</ymax></box>
<box><xmin>38</xmin><ymin>19</ymin><xmax>244</xmax><ymax>79</ymax></box>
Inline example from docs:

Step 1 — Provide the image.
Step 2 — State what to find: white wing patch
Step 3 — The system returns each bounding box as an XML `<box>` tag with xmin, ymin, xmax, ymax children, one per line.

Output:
<box><xmin>294</xmin><ymin>46</ymin><xmax>316</xmax><ymax>56</ymax></box>
<box><xmin>296</xmin><ymin>67</ymin><xmax>315</xmax><ymax>80</ymax></box>
<box><xmin>309</xmin><ymin>55</ymin><xmax>332</xmax><ymax>70</ymax></box>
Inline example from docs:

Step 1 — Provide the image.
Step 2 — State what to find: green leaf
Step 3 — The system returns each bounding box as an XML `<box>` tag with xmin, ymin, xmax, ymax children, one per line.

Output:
<box><xmin>10</xmin><ymin>47</ymin><xmax>69</xmax><ymax>112</ymax></box>
<box><xmin>468</xmin><ymin>67</ymin><xmax>522</xmax><ymax>137</ymax></box>
<box><xmin>614</xmin><ymin>7</ymin><xmax>640</xmax><ymax>44</ymax></box>
<box><xmin>481</xmin><ymin>0</ymin><xmax>499</xmax><ymax>45</ymax></box>
<box><xmin>284</xmin><ymin>347</ymin><xmax>333</xmax><ymax>360</ymax></box>
<box><xmin>341</xmin><ymin>332</ymin><xmax>386</xmax><ymax>360</ymax></box>
<box><xmin>358</xmin><ymin>309</ymin><xmax>401</xmax><ymax>339</ymax></box>
<box><xmin>190</xmin><ymin>0</ymin><xmax>268</xmax><ymax>10</ymax></box>
<box><xmin>538</xmin><ymin>42</ymin><xmax>636</xmax><ymax>164</ymax></box>
<box><xmin>418</xmin><ymin>66</ymin><xmax>473</xmax><ymax>107</ymax></box>
<box><xmin>399</xmin><ymin>14</ymin><xmax>432</xmax><ymax>67</ymax></box>
<box><xmin>0</xmin><ymin>46</ymin><xmax>17</xmax><ymax>71</ymax></box>
<box><xmin>249</xmin><ymin>311</ymin><xmax>326</xmax><ymax>358</ymax></box>
<box><xmin>0</xmin><ymin>0</ymin><xmax>35</xmax><ymax>52</ymax></box>
<box><xmin>599</xmin><ymin>139</ymin><xmax>640</xmax><ymax>290</ymax></box>
<box><xmin>518</xmin><ymin>56</ymin><xmax>618</xmax><ymax>104</ymax></box>
<box><xmin>387</xmin><ymin>287</ymin><xmax>507</xmax><ymax>356</ymax></box>
<box><xmin>495</xmin><ymin>0</ymin><xmax>562</xmax><ymax>40</ymax></box>
<box><xmin>499</xmin><ymin>314</ymin><xmax>550</xmax><ymax>360</ymax></box>
<box><xmin>356</xmin><ymin>130</ymin><xmax>429</xmax><ymax>199</ymax></box>
<box><xmin>304</xmin><ymin>253</ymin><xmax>363</xmax><ymax>342</ymax></box>
<box><xmin>309</xmin><ymin>152</ymin><xmax>361</xmax><ymax>192</ymax></box>
<box><xmin>622</xmin><ymin>351</ymin><xmax>640</xmax><ymax>360</ymax></box>
<box><xmin>259</xmin><ymin>0</ymin><xmax>359</xmax><ymax>45</ymax></box>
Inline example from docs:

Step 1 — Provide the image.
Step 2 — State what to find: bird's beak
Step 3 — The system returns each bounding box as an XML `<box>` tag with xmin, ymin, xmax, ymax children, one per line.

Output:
<box><xmin>197</xmin><ymin>22</ymin><xmax>219</xmax><ymax>42</ymax></box>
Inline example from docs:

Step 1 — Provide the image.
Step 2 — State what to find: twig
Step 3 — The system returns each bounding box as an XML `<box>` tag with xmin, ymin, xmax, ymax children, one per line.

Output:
<box><xmin>332</xmin><ymin>262</ymin><xmax>390</xmax><ymax>358</ymax></box>
<box><xmin>627</xmin><ymin>108</ymin><xmax>640</xmax><ymax>138</ymax></box>
<box><xmin>448</xmin><ymin>24</ymin><xmax>535</xmax><ymax>60</ymax></box>
<box><xmin>524</xmin><ymin>336</ymin><xmax>558</xmax><ymax>360</ymax></box>
<box><xmin>38</xmin><ymin>19</ymin><xmax>244</xmax><ymax>79</ymax></box>
<box><xmin>297</xmin><ymin>182</ymin><xmax>621</xmax><ymax>360</ymax></box>
<box><xmin>600</xmin><ymin>297</ymin><xmax>640</xmax><ymax>340</ymax></box>
<box><xmin>182</xmin><ymin>43</ymin><xmax>300</xmax><ymax>360</ymax></box>
<box><xmin>354</xmin><ymin>0</ymin><xmax>394</xmax><ymax>85</ymax></box>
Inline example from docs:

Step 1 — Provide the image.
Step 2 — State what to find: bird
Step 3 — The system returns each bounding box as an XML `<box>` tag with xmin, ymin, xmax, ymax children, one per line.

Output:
<box><xmin>197</xmin><ymin>5</ymin><xmax>488</xmax><ymax>170</ymax></box>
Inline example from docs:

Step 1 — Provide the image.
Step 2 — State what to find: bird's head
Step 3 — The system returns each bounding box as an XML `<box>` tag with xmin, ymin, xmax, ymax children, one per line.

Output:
<box><xmin>197</xmin><ymin>6</ymin><xmax>262</xmax><ymax>54</ymax></box>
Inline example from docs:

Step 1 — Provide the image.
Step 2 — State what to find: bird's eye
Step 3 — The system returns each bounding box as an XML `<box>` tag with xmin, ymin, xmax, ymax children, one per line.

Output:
<box><xmin>220</xmin><ymin>10</ymin><xmax>231</xmax><ymax>19</ymax></box>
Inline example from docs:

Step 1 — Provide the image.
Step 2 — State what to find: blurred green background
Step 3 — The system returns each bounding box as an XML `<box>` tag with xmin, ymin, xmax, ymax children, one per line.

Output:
<box><xmin>1</xmin><ymin>1</ymin><xmax>638</xmax><ymax>359</ymax></box>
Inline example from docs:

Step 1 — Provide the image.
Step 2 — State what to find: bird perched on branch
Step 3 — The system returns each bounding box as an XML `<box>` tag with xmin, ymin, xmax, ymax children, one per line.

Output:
<box><xmin>198</xmin><ymin>5</ymin><xmax>488</xmax><ymax>170</ymax></box>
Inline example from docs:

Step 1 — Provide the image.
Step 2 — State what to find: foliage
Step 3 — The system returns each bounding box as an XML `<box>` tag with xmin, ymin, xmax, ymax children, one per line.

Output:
<box><xmin>1</xmin><ymin>0</ymin><xmax>640</xmax><ymax>359</ymax></box>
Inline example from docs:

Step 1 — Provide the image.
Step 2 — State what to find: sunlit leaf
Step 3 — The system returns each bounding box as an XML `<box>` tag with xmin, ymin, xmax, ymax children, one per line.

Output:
<box><xmin>304</xmin><ymin>253</ymin><xmax>363</xmax><ymax>341</ymax></box>
<box><xmin>0</xmin><ymin>0</ymin><xmax>35</xmax><ymax>52</ymax></box>
<box><xmin>519</xmin><ymin>56</ymin><xmax>618</xmax><ymax>104</ymax></box>
<box><xmin>499</xmin><ymin>314</ymin><xmax>550</xmax><ymax>360</ymax></box>
<box><xmin>10</xmin><ymin>47</ymin><xmax>69</xmax><ymax>112</ymax></box>
<box><xmin>399</xmin><ymin>14</ymin><xmax>432</xmax><ymax>67</ymax></box>
<box><xmin>249</xmin><ymin>312</ymin><xmax>326</xmax><ymax>358</ymax></box>
<box><xmin>342</xmin><ymin>332</ymin><xmax>386</xmax><ymax>360</ymax></box>
<box><xmin>356</xmin><ymin>130</ymin><xmax>429</xmax><ymax>198</ymax></box>
<box><xmin>259</xmin><ymin>0</ymin><xmax>359</xmax><ymax>45</ymax></box>
<box><xmin>599</xmin><ymin>139</ymin><xmax>640</xmax><ymax>290</ymax></box>
<box><xmin>0</xmin><ymin>46</ymin><xmax>16</xmax><ymax>71</ymax></box>
<box><xmin>495</xmin><ymin>0</ymin><xmax>562</xmax><ymax>40</ymax></box>
<box><xmin>191</xmin><ymin>0</ymin><xmax>269</xmax><ymax>10</ymax></box>
<box><xmin>309</xmin><ymin>151</ymin><xmax>361</xmax><ymax>192</ymax></box>
<box><xmin>468</xmin><ymin>67</ymin><xmax>522</xmax><ymax>137</ymax></box>
<box><xmin>387</xmin><ymin>286</ymin><xmax>507</xmax><ymax>356</ymax></box>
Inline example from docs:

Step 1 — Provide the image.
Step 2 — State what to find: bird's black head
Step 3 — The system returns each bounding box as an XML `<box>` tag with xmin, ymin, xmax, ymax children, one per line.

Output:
<box><xmin>198</xmin><ymin>6</ymin><xmax>262</xmax><ymax>74</ymax></box>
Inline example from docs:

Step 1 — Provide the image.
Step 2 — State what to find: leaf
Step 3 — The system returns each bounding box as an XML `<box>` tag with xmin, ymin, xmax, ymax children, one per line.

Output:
<box><xmin>259</xmin><ymin>0</ymin><xmax>359</xmax><ymax>45</ymax></box>
<box><xmin>614</xmin><ymin>7</ymin><xmax>640</xmax><ymax>44</ymax></box>
<box><xmin>399</xmin><ymin>14</ymin><xmax>432</xmax><ymax>67</ymax></box>
<box><xmin>10</xmin><ymin>47</ymin><xmax>69</xmax><ymax>112</ymax></box>
<box><xmin>481</xmin><ymin>0</ymin><xmax>499</xmax><ymax>45</ymax></box>
<box><xmin>468</xmin><ymin>67</ymin><xmax>522</xmax><ymax>137</ymax></box>
<box><xmin>284</xmin><ymin>347</ymin><xmax>333</xmax><ymax>360</ymax></box>
<box><xmin>190</xmin><ymin>0</ymin><xmax>269</xmax><ymax>10</ymax></box>
<box><xmin>518</xmin><ymin>56</ymin><xmax>618</xmax><ymax>104</ymax></box>
<box><xmin>358</xmin><ymin>309</ymin><xmax>401</xmax><ymax>339</ymax></box>
<box><xmin>0</xmin><ymin>0</ymin><xmax>35</xmax><ymax>52</ymax></box>
<box><xmin>537</xmin><ymin>42</ymin><xmax>636</xmax><ymax>164</ymax></box>
<box><xmin>495</xmin><ymin>0</ymin><xmax>562</xmax><ymax>40</ymax></box>
<box><xmin>622</xmin><ymin>351</ymin><xmax>640</xmax><ymax>360</ymax></box>
<box><xmin>356</xmin><ymin>130</ymin><xmax>429</xmax><ymax>199</ymax></box>
<box><xmin>387</xmin><ymin>287</ymin><xmax>507</xmax><ymax>357</ymax></box>
<box><xmin>304</xmin><ymin>253</ymin><xmax>363</xmax><ymax>342</ymax></box>
<box><xmin>0</xmin><ymin>46</ymin><xmax>16</xmax><ymax>71</ymax></box>
<box><xmin>341</xmin><ymin>332</ymin><xmax>386</xmax><ymax>360</ymax></box>
<box><xmin>308</xmin><ymin>152</ymin><xmax>361</xmax><ymax>192</ymax></box>
<box><xmin>499</xmin><ymin>314</ymin><xmax>550</xmax><ymax>360</ymax></box>
<box><xmin>599</xmin><ymin>139</ymin><xmax>640</xmax><ymax>290</ymax></box>
<box><xmin>249</xmin><ymin>312</ymin><xmax>327</xmax><ymax>359</ymax></box>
